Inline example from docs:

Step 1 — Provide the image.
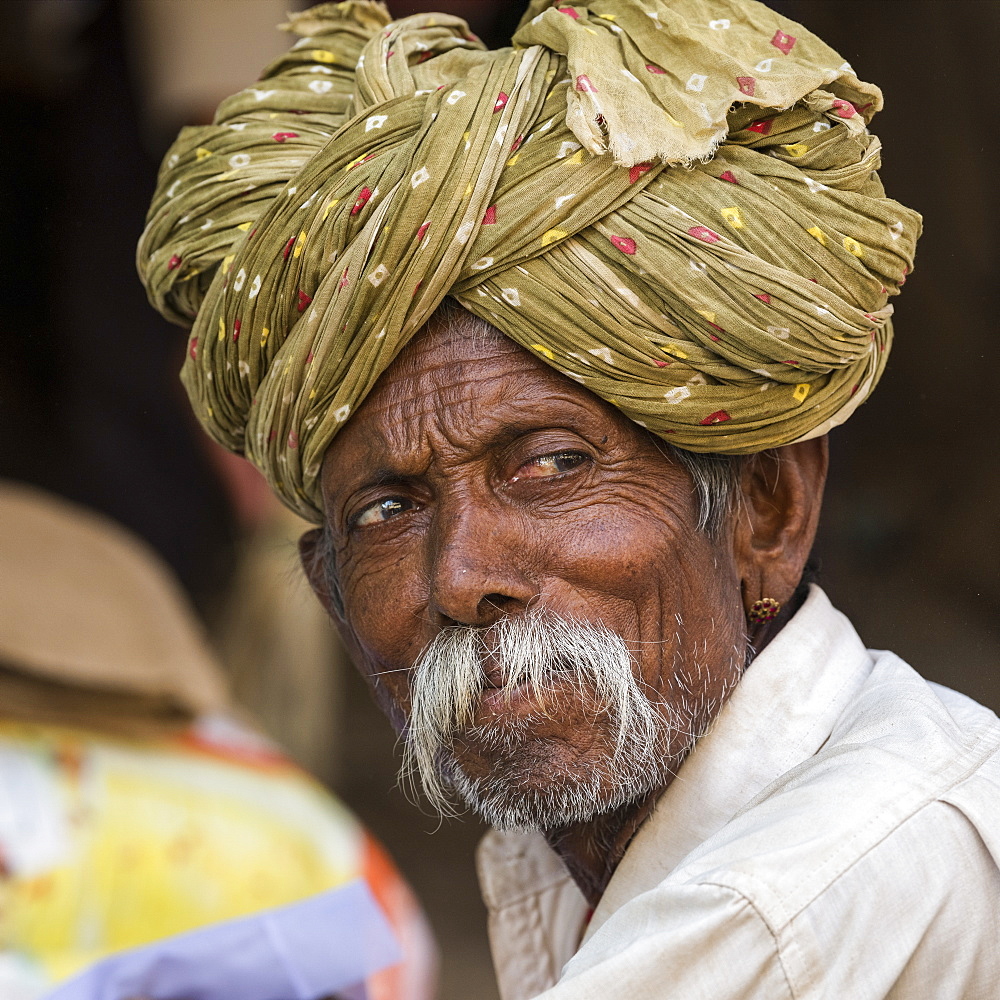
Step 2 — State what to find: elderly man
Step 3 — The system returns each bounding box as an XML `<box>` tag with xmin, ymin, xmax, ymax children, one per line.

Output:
<box><xmin>138</xmin><ymin>1</ymin><xmax>1000</xmax><ymax>997</ymax></box>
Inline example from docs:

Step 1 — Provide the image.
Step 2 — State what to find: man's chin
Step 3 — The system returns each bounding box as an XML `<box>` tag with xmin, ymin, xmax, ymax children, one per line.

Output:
<box><xmin>439</xmin><ymin>737</ymin><xmax>657</xmax><ymax>832</ymax></box>
<box><xmin>446</xmin><ymin>763</ymin><xmax>607</xmax><ymax>831</ymax></box>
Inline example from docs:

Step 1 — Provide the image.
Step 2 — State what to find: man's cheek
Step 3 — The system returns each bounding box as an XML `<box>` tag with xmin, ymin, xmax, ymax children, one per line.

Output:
<box><xmin>555</xmin><ymin>501</ymin><xmax>686</xmax><ymax>575</ymax></box>
<box><xmin>339</xmin><ymin>566</ymin><xmax>427</xmax><ymax>716</ymax></box>
<box><xmin>341</xmin><ymin>557</ymin><xmax>422</xmax><ymax>652</ymax></box>
<box><xmin>371</xmin><ymin>672</ymin><xmax>412</xmax><ymax>735</ymax></box>
<box><xmin>340</xmin><ymin>626</ymin><xmax>415</xmax><ymax>735</ymax></box>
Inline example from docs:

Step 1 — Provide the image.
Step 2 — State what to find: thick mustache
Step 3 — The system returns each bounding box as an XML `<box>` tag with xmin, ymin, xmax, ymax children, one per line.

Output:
<box><xmin>467</xmin><ymin>625</ymin><xmax>583</xmax><ymax>691</ymax></box>
<box><xmin>403</xmin><ymin>611</ymin><xmax>740</xmax><ymax>830</ymax></box>
<box><xmin>403</xmin><ymin>608</ymin><xmax>650</xmax><ymax>818</ymax></box>
<box><xmin>475</xmin><ymin>628</ymin><xmax>505</xmax><ymax>689</ymax></box>
<box><xmin>479</xmin><ymin>650</ymin><xmax>504</xmax><ymax>690</ymax></box>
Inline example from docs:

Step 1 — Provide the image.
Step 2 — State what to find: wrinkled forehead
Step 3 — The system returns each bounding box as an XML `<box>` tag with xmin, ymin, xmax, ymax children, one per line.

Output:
<box><xmin>379</xmin><ymin>310</ymin><xmax>529</xmax><ymax>404</ymax></box>
<box><xmin>322</xmin><ymin>307</ymin><xmax>627</xmax><ymax>473</ymax></box>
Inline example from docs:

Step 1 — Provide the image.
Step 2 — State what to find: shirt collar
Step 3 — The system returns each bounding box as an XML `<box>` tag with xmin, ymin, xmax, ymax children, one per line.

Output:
<box><xmin>584</xmin><ymin>584</ymin><xmax>874</xmax><ymax>941</ymax></box>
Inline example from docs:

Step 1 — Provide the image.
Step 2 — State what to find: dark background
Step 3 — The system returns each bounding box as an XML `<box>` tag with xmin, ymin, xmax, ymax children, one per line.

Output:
<box><xmin>2</xmin><ymin>3</ymin><xmax>997</xmax><ymax>998</ymax></box>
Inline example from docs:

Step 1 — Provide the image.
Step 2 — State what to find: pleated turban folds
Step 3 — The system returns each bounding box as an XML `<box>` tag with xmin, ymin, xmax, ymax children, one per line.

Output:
<box><xmin>138</xmin><ymin>0</ymin><xmax>920</xmax><ymax>521</ymax></box>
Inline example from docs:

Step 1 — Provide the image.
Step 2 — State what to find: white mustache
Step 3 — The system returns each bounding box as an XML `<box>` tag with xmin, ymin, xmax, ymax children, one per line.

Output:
<box><xmin>403</xmin><ymin>608</ymin><xmax>664</xmax><ymax>820</ymax></box>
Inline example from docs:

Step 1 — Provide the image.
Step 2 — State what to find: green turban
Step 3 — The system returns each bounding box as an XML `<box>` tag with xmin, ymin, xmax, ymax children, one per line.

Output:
<box><xmin>138</xmin><ymin>0</ymin><xmax>920</xmax><ymax>521</ymax></box>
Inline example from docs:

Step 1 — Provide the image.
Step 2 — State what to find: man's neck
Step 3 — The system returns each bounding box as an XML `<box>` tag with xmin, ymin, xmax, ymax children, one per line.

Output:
<box><xmin>542</xmin><ymin>788</ymin><xmax>664</xmax><ymax>906</ymax></box>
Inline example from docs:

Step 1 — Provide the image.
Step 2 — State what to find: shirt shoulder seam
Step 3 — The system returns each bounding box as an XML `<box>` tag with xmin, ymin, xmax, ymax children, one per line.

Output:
<box><xmin>698</xmin><ymin>880</ymin><xmax>799</xmax><ymax>999</ymax></box>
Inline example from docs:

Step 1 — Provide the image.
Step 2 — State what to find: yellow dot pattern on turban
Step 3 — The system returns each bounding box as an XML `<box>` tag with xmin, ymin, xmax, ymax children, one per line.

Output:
<box><xmin>138</xmin><ymin>0</ymin><xmax>921</xmax><ymax>522</ymax></box>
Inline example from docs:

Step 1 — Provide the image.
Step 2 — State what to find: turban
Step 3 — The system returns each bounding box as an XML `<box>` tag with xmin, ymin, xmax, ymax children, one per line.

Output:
<box><xmin>138</xmin><ymin>0</ymin><xmax>921</xmax><ymax>521</ymax></box>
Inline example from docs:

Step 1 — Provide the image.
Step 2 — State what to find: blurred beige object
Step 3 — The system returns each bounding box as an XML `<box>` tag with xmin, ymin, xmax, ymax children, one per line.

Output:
<box><xmin>216</xmin><ymin>500</ymin><xmax>346</xmax><ymax>785</ymax></box>
<box><xmin>0</xmin><ymin>480</ymin><xmax>228</xmax><ymax>733</ymax></box>
<box><xmin>124</xmin><ymin>0</ymin><xmax>292</xmax><ymax>131</ymax></box>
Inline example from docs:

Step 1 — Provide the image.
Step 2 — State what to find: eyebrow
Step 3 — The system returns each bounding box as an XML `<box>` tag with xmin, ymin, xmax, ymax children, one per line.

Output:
<box><xmin>339</xmin><ymin>465</ymin><xmax>412</xmax><ymax>497</ymax></box>
<box><xmin>333</xmin><ymin>396</ymin><xmax>611</xmax><ymax>502</ymax></box>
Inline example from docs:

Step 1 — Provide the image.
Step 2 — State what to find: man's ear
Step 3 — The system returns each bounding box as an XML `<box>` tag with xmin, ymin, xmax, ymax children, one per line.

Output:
<box><xmin>732</xmin><ymin>437</ymin><xmax>828</xmax><ymax>611</ymax></box>
<box><xmin>299</xmin><ymin>527</ymin><xmax>345</xmax><ymax>621</ymax></box>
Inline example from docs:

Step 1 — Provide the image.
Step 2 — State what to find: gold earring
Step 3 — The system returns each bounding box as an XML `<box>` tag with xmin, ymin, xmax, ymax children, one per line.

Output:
<box><xmin>748</xmin><ymin>597</ymin><xmax>782</xmax><ymax>624</ymax></box>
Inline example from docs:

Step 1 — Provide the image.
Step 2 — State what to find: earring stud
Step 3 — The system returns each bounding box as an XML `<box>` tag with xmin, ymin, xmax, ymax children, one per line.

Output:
<box><xmin>748</xmin><ymin>597</ymin><xmax>782</xmax><ymax>624</ymax></box>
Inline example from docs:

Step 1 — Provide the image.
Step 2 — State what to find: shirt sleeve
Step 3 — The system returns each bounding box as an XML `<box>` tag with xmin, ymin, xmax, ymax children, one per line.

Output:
<box><xmin>535</xmin><ymin>882</ymin><xmax>793</xmax><ymax>1000</ymax></box>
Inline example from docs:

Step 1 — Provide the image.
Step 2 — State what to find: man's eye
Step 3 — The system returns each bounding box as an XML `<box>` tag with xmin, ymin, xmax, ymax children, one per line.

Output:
<box><xmin>353</xmin><ymin>496</ymin><xmax>414</xmax><ymax>527</ymax></box>
<box><xmin>511</xmin><ymin>450</ymin><xmax>589</xmax><ymax>482</ymax></box>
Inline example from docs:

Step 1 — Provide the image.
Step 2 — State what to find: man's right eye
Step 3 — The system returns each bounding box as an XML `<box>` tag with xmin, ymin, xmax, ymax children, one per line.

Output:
<box><xmin>353</xmin><ymin>496</ymin><xmax>414</xmax><ymax>528</ymax></box>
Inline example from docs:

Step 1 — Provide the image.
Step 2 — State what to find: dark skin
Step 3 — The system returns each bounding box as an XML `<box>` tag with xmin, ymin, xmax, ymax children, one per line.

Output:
<box><xmin>301</xmin><ymin>312</ymin><xmax>827</xmax><ymax>905</ymax></box>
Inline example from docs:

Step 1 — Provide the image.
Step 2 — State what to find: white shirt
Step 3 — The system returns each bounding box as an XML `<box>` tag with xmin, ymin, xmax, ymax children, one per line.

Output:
<box><xmin>476</xmin><ymin>586</ymin><xmax>1000</xmax><ymax>1000</ymax></box>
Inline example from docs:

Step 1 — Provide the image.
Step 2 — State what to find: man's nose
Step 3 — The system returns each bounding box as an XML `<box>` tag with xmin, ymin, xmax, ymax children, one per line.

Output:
<box><xmin>427</xmin><ymin>499</ymin><xmax>537</xmax><ymax>628</ymax></box>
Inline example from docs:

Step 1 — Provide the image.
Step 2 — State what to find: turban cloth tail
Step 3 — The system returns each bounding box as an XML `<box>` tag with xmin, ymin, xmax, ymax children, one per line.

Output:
<box><xmin>138</xmin><ymin>0</ymin><xmax>921</xmax><ymax>521</ymax></box>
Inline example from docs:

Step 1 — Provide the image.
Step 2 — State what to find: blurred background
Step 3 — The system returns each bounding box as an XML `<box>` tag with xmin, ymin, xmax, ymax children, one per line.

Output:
<box><xmin>0</xmin><ymin>2</ymin><xmax>996</xmax><ymax>998</ymax></box>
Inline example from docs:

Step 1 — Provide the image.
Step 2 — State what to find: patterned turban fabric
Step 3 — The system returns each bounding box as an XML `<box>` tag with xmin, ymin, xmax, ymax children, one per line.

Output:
<box><xmin>138</xmin><ymin>0</ymin><xmax>921</xmax><ymax>522</ymax></box>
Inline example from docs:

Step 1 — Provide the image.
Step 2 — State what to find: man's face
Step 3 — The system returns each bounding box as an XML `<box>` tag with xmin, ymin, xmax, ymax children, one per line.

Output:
<box><xmin>310</xmin><ymin>315</ymin><xmax>749</xmax><ymax>828</ymax></box>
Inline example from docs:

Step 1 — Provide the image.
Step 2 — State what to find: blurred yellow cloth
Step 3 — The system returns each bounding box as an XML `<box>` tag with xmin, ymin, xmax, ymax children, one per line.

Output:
<box><xmin>0</xmin><ymin>718</ymin><xmax>392</xmax><ymax>984</ymax></box>
<box><xmin>0</xmin><ymin>483</ymin><xmax>435</xmax><ymax>1000</ymax></box>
